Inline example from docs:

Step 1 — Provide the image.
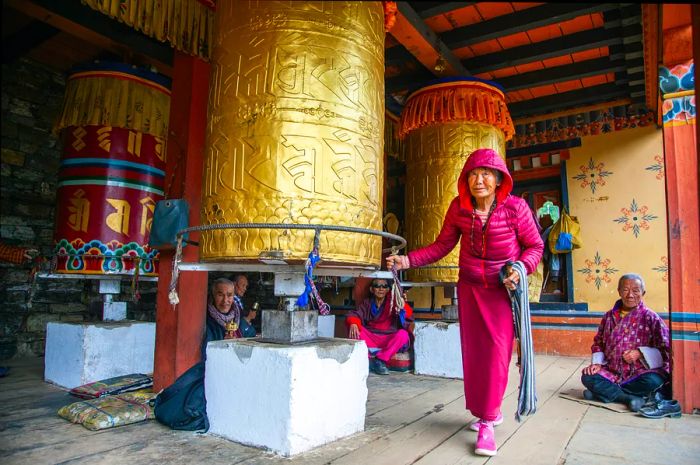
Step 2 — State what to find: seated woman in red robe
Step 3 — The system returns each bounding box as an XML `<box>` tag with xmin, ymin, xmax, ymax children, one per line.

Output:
<box><xmin>346</xmin><ymin>278</ymin><xmax>412</xmax><ymax>375</ymax></box>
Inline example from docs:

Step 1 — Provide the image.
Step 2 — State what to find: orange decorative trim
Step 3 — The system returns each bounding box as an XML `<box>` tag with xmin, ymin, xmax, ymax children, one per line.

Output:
<box><xmin>399</xmin><ymin>80</ymin><xmax>514</xmax><ymax>140</ymax></box>
<box><xmin>383</xmin><ymin>1</ymin><xmax>398</xmax><ymax>33</ymax></box>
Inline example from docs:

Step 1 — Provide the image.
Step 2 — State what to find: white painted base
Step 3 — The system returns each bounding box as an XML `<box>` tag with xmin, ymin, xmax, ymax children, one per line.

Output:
<box><xmin>206</xmin><ymin>338</ymin><xmax>368</xmax><ymax>456</ymax></box>
<box><xmin>317</xmin><ymin>314</ymin><xmax>336</xmax><ymax>338</ymax></box>
<box><xmin>414</xmin><ymin>321</ymin><xmax>463</xmax><ymax>379</ymax></box>
<box><xmin>44</xmin><ymin>321</ymin><xmax>156</xmax><ymax>389</ymax></box>
<box><xmin>103</xmin><ymin>301</ymin><xmax>127</xmax><ymax>321</ymax></box>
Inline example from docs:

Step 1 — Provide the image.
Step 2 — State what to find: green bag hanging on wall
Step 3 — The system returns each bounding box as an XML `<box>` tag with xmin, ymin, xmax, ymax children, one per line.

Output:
<box><xmin>548</xmin><ymin>208</ymin><xmax>582</xmax><ymax>254</ymax></box>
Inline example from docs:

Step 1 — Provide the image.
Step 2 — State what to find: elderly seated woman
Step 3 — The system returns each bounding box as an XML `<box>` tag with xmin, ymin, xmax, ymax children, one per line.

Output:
<box><xmin>346</xmin><ymin>278</ymin><xmax>413</xmax><ymax>375</ymax></box>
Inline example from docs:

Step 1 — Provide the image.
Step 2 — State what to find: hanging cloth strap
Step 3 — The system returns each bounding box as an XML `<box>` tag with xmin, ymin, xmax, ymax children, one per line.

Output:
<box><xmin>296</xmin><ymin>230</ymin><xmax>330</xmax><ymax>315</ymax></box>
<box><xmin>501</xmin><ymin>260</ymin><xmax>537</xmax><ymax>421</ymax></box>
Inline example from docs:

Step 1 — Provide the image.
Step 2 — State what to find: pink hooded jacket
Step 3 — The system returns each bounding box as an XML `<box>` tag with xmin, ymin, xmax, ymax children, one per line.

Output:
<box><xmin>407</xmin><ymin>148</ymin><xmax>543</xmax><ymax>287</ymax></box>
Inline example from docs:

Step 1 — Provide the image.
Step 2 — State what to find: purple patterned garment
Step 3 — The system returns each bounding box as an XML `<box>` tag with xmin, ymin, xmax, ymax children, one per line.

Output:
<box><xmin>591</xmin><ymin>299</ymin><xmax>670</xmax><ymax>384</ymax></box>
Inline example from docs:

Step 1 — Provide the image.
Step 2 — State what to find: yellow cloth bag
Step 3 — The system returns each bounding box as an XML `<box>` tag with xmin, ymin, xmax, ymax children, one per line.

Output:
<box><xmin>548</xmin><ymin>209</ymin><xmax>582</xmax><ymax>254</ymax></box>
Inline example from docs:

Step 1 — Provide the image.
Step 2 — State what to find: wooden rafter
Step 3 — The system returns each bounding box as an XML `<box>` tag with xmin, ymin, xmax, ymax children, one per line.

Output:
<box><xmin>440</xmin><ymin>3</ymin><xmax>618</xmax><ymax>50</ymax></box>
<box><xmin>392</xmin><ymin>1</ymin><xmax>469</xmax><ymax>76</ymax></box>
<box><xmin>461</xmin><ymin>25</ymin><xmax>641</xmax><ymax>75</ymax></box>
<box><xmin>508</xmin><ymin>83</ymin><xmax>628</xmax><ymax>117</ymax></box>
<box><xmin>2</xmin><ymin>20</ymin><xmax>59</xmax><ymax>64</ymax></box>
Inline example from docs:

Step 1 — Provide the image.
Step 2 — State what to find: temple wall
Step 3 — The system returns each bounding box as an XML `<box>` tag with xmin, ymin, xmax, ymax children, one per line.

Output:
<box><xmin>567</xmin><ymin>125</ymin><xmax>669</xmax><ymax>314</ymax></box>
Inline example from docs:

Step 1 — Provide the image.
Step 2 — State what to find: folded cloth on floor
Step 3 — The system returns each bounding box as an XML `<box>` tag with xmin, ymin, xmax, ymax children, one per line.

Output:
<box><xmin>58</xmin><ymin>391</ymin><xmax>156</xmax><ymax>431</ymax></box>
<box><xmin>69</xmin><ymin>373</ymin><xmax>153</xmax><ymax>399</ymax></box>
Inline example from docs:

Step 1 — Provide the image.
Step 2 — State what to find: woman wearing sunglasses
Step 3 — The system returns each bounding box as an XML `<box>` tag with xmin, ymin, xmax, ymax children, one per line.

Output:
<box><xmin>345</xmin><ymin>279</ymin><xmax>413</xmax><ymax>375</ymax></box>
<box><xmin>386</xmin><ymin>148</ymin><xmax>543</xmax><ymax>456</ymax></box>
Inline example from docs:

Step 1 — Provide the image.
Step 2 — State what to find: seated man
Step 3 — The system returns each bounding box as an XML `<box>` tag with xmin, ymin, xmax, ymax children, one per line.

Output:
<box><xmin>204</xmin><ymin>277</ymin><xmax>243</xmax><ymax>349</ymax></box>
<box><xmin>346</xmin><ymin>278</ymin><xmax>412</xmax><ymax>375</ymax></box>
<box><xmin>581</xmin><ymin>273</ymin><xmax>670</xmax><ymax>412</ymax></box>
<box><xmin>239</xmin><ymin>302</ymin><xmax>259</xmax><ymax>337</ymax></box>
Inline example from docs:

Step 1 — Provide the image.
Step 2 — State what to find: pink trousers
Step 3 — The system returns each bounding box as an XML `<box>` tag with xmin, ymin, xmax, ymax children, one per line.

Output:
<box><xmin>359</xmin><ymin>327</ymin><xmax>410</xmax><ymax>362</ymax></box>
<box><xmin>458</xmin><ymin>282</ymin><xmax>514</xmax><ymax>421</ymax></box>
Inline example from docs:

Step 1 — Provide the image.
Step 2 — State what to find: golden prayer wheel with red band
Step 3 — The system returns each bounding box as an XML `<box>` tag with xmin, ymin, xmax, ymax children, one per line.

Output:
<box><xmin>200</xmin><ymin>1</ymin><xmax>385</xmax><ymax>265</ymax></box>
<box><xmin>53</xmin><ymin>63</ymin><xmax>171</xmax><ymax>275</ymax></box>
<box><xmin>399</xmin><ymin>78</ymin><xmax>514</xmax><ymax>282</ymax></box>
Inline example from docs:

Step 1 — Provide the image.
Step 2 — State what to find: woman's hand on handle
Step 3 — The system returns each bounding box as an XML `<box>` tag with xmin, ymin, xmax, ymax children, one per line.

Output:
<box><xmin>386</xmin><ymin>254</ymin><xmax>410</xmax><ymax>271</ymax></box>
<box><xmin>348</xmin><ymin>324</ymin><xmax>360</xmax><ymax>340</ymax></box>
<box><xmin>503</xmin><ymin>269</ymin><xmax>520</xmax><ymax>291</ymax></box>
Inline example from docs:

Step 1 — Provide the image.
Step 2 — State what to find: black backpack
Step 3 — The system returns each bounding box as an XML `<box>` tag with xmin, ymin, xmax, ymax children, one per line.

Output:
<box><xmin>153</xmin><ymin>361</ymin><xmax>209</xmax><ymax>431</ymax></box>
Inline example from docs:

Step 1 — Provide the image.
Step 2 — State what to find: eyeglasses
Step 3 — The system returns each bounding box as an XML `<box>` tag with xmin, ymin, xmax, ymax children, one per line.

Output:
<box><xmin>372</xmin><ymin>284</ymin><xmax>390</xmax><ymax>289</ymax></box>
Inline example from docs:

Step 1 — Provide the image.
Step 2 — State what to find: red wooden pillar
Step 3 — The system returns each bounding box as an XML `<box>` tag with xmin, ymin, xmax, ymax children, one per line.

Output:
<box><xmin>660</xmin><ymin>4</ymin><xmax>699</xmax><ymax>414</ymax></box>
<box><xmin>153</xmin><ymin>52</ymin><xmax>210</xmax><ymax>390</ymax></box>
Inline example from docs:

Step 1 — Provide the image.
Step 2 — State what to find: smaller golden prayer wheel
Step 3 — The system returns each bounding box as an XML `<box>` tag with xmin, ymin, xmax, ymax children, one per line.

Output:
<box><xmin>399</xmin><ymin>78</ymin><xmax>514</xmax><ymax>282</ymax></box>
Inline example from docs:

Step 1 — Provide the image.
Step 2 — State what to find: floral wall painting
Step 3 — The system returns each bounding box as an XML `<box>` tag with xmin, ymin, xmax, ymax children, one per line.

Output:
<box><xmin>572</xmin><ymin>157</ymin><xmax>613</xmax><ymax>194</ymax></box>
<box><xmin>613</xmin><ymin>199</ymin><xmax>659</xmax><ymax>238</ymax></box>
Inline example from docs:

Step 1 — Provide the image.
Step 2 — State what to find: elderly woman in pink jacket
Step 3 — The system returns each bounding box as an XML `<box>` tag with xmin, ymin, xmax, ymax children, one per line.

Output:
<box><xmin>387</xmin><ymin>148</ymin><xmax>543</xmax><ymax>457</ymax></box>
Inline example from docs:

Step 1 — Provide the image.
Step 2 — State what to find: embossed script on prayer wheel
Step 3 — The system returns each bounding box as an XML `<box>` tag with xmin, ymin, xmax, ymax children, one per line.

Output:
<box><xmin>201</xmin><ymin>1</ymin><xmax>385</xmax><ymax>265</ymax></box>
<box><xmin>399</xmin><ymin>79</ymin><xmax>514</xmax><ymax>282</ymax></box>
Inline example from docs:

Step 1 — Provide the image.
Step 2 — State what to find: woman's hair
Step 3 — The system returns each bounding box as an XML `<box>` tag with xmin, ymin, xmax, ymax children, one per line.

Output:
<box><xmin>617</xmin><ymin>273</ymin><xmax>646</xmax><ymax>293</ymax></box>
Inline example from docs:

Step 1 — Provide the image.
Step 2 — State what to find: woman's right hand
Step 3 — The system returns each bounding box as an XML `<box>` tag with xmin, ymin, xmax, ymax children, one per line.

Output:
<box><xmin>386</xmin><ymin>254</ymin><xmax>410</xmax><ymax>271</ymax></box>
<box><xmin>348</xmin><ymin>324</ymin><xmax>360</xmax><ymax>339</ymax></box>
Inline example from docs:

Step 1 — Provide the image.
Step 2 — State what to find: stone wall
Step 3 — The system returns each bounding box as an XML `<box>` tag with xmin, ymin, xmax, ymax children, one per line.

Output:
<box><xmin>0</xmin><ymin>58</ymin><xmax>157</xmax><ymax>360</ymax></box>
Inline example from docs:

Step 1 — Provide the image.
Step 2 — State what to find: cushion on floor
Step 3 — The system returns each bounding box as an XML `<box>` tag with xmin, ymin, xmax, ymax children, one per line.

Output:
<box><xmin>58</xmin><ymin>391</ymin><xmax>156</xmax><ymax>430</ymax></box>
<box><xmin>69</xmin><ymin>373</ymin><xmax>153</xmax><ymax>399</ymax></box>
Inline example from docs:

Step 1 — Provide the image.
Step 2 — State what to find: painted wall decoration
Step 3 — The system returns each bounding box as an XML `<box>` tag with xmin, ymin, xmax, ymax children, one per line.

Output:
<box><xmin>572</xmin><ymin>158</ymin><xmax>613</xmax><ymax>194</ymax></box>
<box><xmin>659</xmin><ymin>61</ymin><xmax>696</xmax><ymax>124</ymax></box>
<box><xmin>612</xmin><ymin>199</ymin><xmax>659</xmax><ymax>238</ymax></box>
<box><xmin>644</xmin><ymin>155</ymin><xmax>665</xmax><ymax>180</ymax></box>
<box><xmin>508</xmin><ymin>104</ymin><xmax>655</xmax><ymax>149</ymax></box>
<box><xmin>577</xmin><ymin>251</ymin><xmax>619</xmax><ymax>291</ymax></box>
<box><xmin>567</xmin><ymin>125</ymin><xmax>668</xmax><ymax>313</ymax></box>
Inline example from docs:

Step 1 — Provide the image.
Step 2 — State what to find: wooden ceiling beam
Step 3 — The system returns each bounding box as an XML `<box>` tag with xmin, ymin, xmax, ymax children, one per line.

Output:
<box><xmin>6</xmin><ymin>0</ymin><xmax>173</xmax><ymax>73</ymax></box>
<box><xmin>440</xmin><ymin>3</ymin><xmax>619</xmax><ymax>50</ymax></box>
<box><xmin>386</xmin><ymin>69</ymin><xmax>436</xmax><ymax>94</ymax></box>
<box><xmin>2</xmin><ymin>20</ymin><xmax>59</xmax><ymax>64</ymax></box>
<box><xmin>462</xmin><ymin>25</ymin><xmax>642</xmax><ymax>75</ymax></box>
<box><xmin>391</xmin><ymin>1</ymin><xmax>470</xmax><ymax>76</ymax></box>
<box><xmin>414</xmin><ymin>2</ymin><xmax>477</xmax><ymax>19</ymax></box>
<box><xmin>497</xmin><ymin>57</ymin><xmax>631</xmax><ymax>92</ymax></box>
<box><xmin>508</xmin><ymin>83</ymin><xmax>629</xmax><ymax>118</ymax></box>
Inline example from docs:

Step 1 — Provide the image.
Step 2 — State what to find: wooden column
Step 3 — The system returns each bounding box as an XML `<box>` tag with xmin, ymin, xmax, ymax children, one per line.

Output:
<box><xmin>660</xmin><ymin>4</ymin><xmax>699</xmax><ymax>413</ymax></box>
<box><xmin>153</xmin><ymin>52</ymin><xmax>210</xmax><ymax>390</ymax></box>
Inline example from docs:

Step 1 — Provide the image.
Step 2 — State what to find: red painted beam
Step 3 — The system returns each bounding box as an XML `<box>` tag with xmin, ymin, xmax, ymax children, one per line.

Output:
<box><xmin>153</xmin><ymin>52</ymin><xmax>210</xmax><ymax>391</ymax></box>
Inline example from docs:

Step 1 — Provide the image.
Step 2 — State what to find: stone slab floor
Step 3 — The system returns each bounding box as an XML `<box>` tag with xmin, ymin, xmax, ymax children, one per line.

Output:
<box><xmin>1</xmin><ymin>355</ymin><xmax>698</xmax><ymax>464</ymax></box>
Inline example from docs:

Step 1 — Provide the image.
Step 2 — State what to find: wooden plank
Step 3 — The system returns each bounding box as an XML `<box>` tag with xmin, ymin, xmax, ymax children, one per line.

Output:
<box><xmin>485</xmin><ymin>361</ymin><xmax>589</xmax><ymax>464</ymax></box>
<box><xmin>329</xmin><ymin>357</ymin><xmax>563</xmax><ymax>465</ymax></box>
<box><xmin>413</xmin><ymin>356</ymin><xmax>585</xmax><ymax>465</ymax></box>
<box><xmin>441</xmin><ymin>4</ymin><xmax>617</xmax><ymax>49</ymax></box>
<box><xmin>508</xmin><ymin>83</ymin><xmax>629</xmax><ymax>119</ymax></box>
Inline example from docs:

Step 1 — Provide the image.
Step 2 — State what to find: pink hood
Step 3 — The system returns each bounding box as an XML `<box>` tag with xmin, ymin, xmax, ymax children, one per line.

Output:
<box><xmin>457</xmin><ymin>148</ymin><xmax>513</xmax><ymax>211</ymax></box>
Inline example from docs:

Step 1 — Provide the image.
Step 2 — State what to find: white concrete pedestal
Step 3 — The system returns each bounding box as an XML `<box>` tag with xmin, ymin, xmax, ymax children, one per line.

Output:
<box><xmin>44</xmin><ymin>321</ymin><xmax>156</xmax><ymax>389</ymax></box>
<box><xmin>414</xmin><ymin>321</ymin><xmax>463</xmax><ymax>379</ymax></box>
<box><xmin>317</xmin><ymin>314</ymin><xmax>336</xmax><ymax>337</ymax></box>
<box><xmin>205</xmin><ymin>338</ymin><xmax>368</xmax><ymax>456</ymax></box>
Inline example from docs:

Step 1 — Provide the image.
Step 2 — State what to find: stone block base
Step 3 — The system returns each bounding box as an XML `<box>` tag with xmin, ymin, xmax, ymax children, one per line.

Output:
<box><xmin>206</xmin><ymin>338</ymin><xmax>368</xmax><ymax>456</ymax></box>
<box><xmin>318</xmin><ymin>314</ymin><xmax>336</xmax><ymax>337</ymax></box>
<box><xmin>262</xmin><ymin>310</ymin><xmax>318</xmax><ymax>343</ymax></box>
<box><xmin>44</xmin><ymin>321</ymin><xmax>155</xmax><ymax>389</ymax></box>
<box><xmin>414</xmin><ymin>321</ymin><xmax>463</xmax><ymax>379</ymax></box>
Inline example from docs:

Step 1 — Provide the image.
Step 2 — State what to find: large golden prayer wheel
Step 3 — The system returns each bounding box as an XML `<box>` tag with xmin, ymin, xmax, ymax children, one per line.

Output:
<box><xmin>200</xmin><ymin>1</ymin><xmax>385</xmax><ymax>265</ymax></box>
<box><xmin>399</xmin><ymin>78</ymin><xmax>514</xmax><ymax>282</ymax></box>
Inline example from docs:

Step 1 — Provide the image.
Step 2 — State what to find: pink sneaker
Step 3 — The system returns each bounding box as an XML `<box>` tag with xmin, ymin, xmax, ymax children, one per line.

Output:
<box><xmin>469</xmin><ymin>413</ymin><xmax>503</xmax><ymax>431</ymax></box>
<box><xmin>475</xmin><ymin>422</ymin><xmax>497</xmax><ymax>456</ymax></box>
